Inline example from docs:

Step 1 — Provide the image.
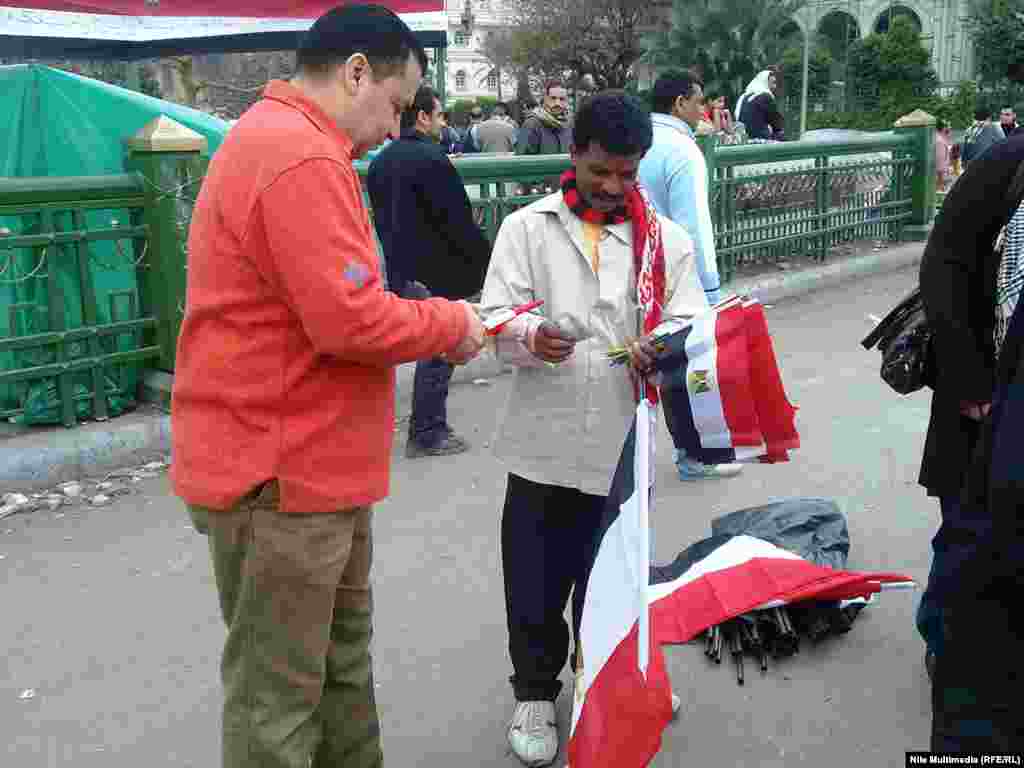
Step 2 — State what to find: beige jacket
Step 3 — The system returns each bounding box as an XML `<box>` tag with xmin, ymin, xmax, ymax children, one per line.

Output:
<box><xmin>481</xmin><ymin>192</ymin><xmax>708</xmax><ymax>495</ymax></box>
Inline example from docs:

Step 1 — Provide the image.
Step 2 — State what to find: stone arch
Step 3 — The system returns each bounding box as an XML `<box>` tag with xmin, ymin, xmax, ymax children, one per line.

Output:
<box><xmin>817</xmin><ymin>10</ymin><xmax>861</xmax><ymax>59</ymax></box>
<box><xmin>871</xmin><ymin>3</ymin><xmax>923</xmax><ymax>35</ymax></box>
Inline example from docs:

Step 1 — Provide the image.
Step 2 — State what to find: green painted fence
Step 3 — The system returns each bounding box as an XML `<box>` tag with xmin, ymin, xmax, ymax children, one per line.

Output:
<box><xmin>0</xmin><ymin>116</ymin><xmax>936</xmax><ymax>428</ymax></box>
<box><xmin>0</xmin><ymin>175</ymin><xmax>159</xmax><ymax>426</ymax></box>
<box><xmin>354</xmin><ymin>119</ymin><xmax>934</xmax><ymax>284</ymax></box>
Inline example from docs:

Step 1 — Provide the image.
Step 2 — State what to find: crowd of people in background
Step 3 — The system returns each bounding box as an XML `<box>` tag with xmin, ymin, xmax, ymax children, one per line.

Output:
<box><xmin>939</xmin><ymin>103</ymin><xmax>1024</xmax><ymax>191</ymax></box>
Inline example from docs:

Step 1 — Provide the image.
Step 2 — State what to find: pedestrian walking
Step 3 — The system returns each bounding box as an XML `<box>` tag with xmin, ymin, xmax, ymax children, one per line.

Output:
<box><xmin>367</xmin><ymin>83</ymin><xmax>492</xmax><ymax>457</ymax></box>
<box><xmin>170</xmin><ymin>7</ymin><xmax>485</xmax><ymax>767</ymax></box>
<box><xmin>638</xmin><ymin>69</ymin><xmax>742</xmax><ymax>482</ymax></box>
<box><xmin>482</xmin><ymin>91</ymin><xmax>705</xmax><ymax>766</ymax></box>
<box><xmin>516</xmin><ymin>81</ymin><xmax>572</xmax><ymax>157</ymax></box>
<box><xmin>476</xmin><ymin>102</ymin><xmax>517</xmax><ymax>153</ymax></box>
<box><xmin>961</xmin><ymin>107</ymin><xmax>1005</xmax><ymax>165</ymax></box>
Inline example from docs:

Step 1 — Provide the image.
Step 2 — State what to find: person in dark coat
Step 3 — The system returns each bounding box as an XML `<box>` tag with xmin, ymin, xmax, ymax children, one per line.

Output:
<box><xmin>367</xmin><ymin>83</ymin><xmax>492</xmax><ymax>458</ymax></box>
<box><xmin>930</xmin><ymin>265</ymin><xmax>1024</xmax><ymax>753</ymax></box>
<box><xmin>916</xmin><ymin>135</ymin><xmax>1024</xmax><ymax>679</ymax></box>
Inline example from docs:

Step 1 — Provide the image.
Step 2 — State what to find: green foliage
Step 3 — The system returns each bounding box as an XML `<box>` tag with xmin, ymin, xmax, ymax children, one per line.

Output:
<box><xmin>781</xmin><ymin>45</ymin><xmax>833</xmax><ymax>101</ymax></box>
<box><xmin>969</xmin><ymin>0</ymin><xmax>1024</xmax><ymax>87</ymax></box>
<box><xmin>646</xmin><ymin>0</ymin><xmax>804</xmax><ymax>108</ymax></box>
<box><xmin>848</xmin><ymin>16</ymin><xmax>936</xmax><ymax>106</ymax></box>
<box><xmin>804</xmin><ymin>80</ymin><xmax>980</xmax><ymax>131</ymax></box>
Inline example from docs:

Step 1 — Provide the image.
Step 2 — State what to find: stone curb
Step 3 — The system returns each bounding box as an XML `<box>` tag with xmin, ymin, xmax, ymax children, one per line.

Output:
<box><xmin>0</xmin><ymin>243</ymin><xmax>922</xmax><ymax>491</ymax></box>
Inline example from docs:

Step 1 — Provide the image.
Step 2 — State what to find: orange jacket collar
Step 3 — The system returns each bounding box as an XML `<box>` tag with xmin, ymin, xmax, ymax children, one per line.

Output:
<box><xmin>262</xmin><ymin>80</ymin><xmax>356</xmax><ymax>159</ymax></box>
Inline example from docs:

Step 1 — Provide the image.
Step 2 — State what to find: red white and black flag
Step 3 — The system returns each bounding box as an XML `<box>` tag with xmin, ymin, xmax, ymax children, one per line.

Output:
<box><xmin>648</xmin><ymin>534</ymin><xmax>916</xmax><ymax>646</ymax></box>
<box><xmin>566</xmin><ymin>400</ymin><xmax>673</xmax><ymax>768</ymax></box>
<box><xmin>657</xmin><ymin>297</ymin><xmax>799</xmax><ymax>464</ymax></box>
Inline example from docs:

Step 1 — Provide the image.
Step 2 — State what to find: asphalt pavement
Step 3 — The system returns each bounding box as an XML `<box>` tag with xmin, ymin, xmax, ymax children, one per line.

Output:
<box><xmin>0</xmin><ymin>264</ymin><xmax>936</xmax><ymax>767</ymax></box>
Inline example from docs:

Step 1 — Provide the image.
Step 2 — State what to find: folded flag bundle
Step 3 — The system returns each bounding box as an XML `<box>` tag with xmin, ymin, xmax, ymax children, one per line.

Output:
<box><xmin>655</xmin><ymin>296</ymin><xmax>799</xmax><ymax>464</ymax></box>
<box><xmin>567</xmin><ymin>410</ymin><xmax>913</xmax><ymax>767</ymax></box>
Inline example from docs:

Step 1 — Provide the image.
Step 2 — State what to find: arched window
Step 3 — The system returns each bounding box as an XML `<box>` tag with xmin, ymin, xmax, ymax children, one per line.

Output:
<box><xmin>874</xmin><ymin>5</ymin><xmax>922</xmax><ymax>35</ymax></box>
<box><xmin>487</xmin><ymin>71</ymin><xmax>498</xmax><ymax>91</ymax></box>
<box><xmin>456</xmin><ymin>70</ymin><xmax>467</xmax><ymax>91</ymax></box>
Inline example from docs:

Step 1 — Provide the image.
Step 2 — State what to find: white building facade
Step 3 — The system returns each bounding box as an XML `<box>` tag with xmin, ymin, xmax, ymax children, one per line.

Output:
<box><xmin>440</xmin><ymin>0</ymin><xmax>518</xmax><ymax>104</ymax></box>
<box><xmin>440</xmin><ymin>0</ymin><xmax>977</xmax><ymax>106</ymax></box>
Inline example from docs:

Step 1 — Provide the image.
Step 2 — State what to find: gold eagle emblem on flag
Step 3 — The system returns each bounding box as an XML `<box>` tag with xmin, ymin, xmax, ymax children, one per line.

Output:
<box><xmin>687</xmin><ymin>369</ymin><xmax>714</xmax><ymax>395</ymax></box>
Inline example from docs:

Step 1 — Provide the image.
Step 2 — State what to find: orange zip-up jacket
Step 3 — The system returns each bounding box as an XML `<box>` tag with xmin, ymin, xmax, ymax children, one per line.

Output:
<box><xmin>170</xmin><ymin>81</ymin><xmax>468</xmax><ymax>513</ymax></box>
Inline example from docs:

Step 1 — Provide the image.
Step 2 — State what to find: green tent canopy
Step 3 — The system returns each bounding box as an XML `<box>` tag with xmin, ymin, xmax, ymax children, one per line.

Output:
<box><xmin>0</xmin><ymin>63</ymin><xmax>230</xmax><ymax>176</ymax></box>
<box><xmin>0</xmin><ymin>65</ymin><xmax>230</xmax><ymax>423</ymax></box>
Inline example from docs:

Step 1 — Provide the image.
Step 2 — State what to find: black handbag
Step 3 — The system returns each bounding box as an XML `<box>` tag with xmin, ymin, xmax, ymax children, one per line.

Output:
<box><xmin>862</xmin><ymin>161</ymin><xmax>1024</xmax><ymax>395</ymax></box>
<box><xmin>860</xmin><ymin>287</ymin><xmax>935</xmax><ymax>395</ymax></box>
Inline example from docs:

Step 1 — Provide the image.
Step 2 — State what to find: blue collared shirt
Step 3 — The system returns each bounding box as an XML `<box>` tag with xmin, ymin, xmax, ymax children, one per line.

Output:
<box><xmin>638</xmin><ymin>114</ymin><xmax>721</xmax><ymax>303</ymax></box>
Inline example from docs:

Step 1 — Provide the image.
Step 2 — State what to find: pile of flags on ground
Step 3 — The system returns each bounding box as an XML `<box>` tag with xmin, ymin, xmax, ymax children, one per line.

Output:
<box><xmin>567</xmin><ymin>299</ymin><xmax>914</xmax><ymax>767</ymax></box>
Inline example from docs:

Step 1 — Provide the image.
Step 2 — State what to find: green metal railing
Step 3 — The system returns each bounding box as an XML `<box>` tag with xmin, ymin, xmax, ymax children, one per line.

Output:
<box><xmin>356</xmin><ymin>123</ymin><xmax>931</xmax><ymax>284</ymax></box>
<box><xmin>705</xmin><ymin>132</ymin><xmax>918</xmax><ymax>281</ymax></box>
<box><xmin>0</xmin><ymin>174</ymin><xmax>160</xmax><ymax>426</ymax></box>
<box><xmin>0</xmin><ymin>120</ymin><xmax>934</xmax><ymax>431</ymax></box>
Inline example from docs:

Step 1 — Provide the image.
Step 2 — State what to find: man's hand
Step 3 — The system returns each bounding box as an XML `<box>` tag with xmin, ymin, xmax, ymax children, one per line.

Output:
<box><xmin>960</xmin><ymin>400</ymin><xmax>992</xmax><ymax>421</ymax></box>
<box><xmin>532</xmin><ymin>321</ymin><xmax>576</xmax><ymax>363</ymax></box>
<box><xmin>446</xmin><ymin>301</ymin><xmax>486</xmax><ymax>365</ymax></box>
<box><xmin>626</xmin><ymin>335</ymin><xmax>660</xmax><ymax>376</ymax></box>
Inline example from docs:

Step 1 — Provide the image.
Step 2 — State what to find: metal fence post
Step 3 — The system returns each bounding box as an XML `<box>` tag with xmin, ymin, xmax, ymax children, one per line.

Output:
<box><xmin>894</xmin><ymin>109</ymin><xmax>936</xmax><ymax>241</ymax></box>
<box><xmin>697</xmin><ymin>133</ymin><xmax>727</xmax><ymax>281</ymax></box>
<box><xmin>124</xmin><ymin>116</ymin><xmax>207</xmax><ymax>372</ymax></box>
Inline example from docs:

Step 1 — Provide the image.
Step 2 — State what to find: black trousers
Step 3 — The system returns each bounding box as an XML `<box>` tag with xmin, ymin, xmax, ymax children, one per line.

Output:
<box><xmin>931</xmin><ymin>598</ymin><xmax>1024</xmax><ymax>752</ymax></box>
<box><xmin>501</xmin><ymin>473</ymin><xmax>605</xmax><ymax>702</ymax></box>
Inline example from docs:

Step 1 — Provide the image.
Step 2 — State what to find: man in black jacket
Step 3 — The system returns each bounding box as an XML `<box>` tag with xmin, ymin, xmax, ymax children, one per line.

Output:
<box><xmin>368</xmin><ymin>84</ymin><xmax>491</xmax><ymax>458</ymax></box>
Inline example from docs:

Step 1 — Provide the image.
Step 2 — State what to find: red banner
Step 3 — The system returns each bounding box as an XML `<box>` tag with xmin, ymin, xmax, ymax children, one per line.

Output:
<box><xmin>0</xmin><ymin>0</ymin><xmax>444</xmax><ymax>15</ymax></box>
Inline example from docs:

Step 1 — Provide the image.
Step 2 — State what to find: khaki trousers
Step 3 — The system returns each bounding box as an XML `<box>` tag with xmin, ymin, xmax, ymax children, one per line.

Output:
<box><xmin>189</xmin><ymin>481</ymin><xmax>381</xmax><ymax>768</ymax></box>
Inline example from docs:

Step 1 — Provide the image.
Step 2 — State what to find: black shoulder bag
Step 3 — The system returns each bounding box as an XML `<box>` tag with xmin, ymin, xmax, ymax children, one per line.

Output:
<box><xmin>861</xmin><ymin>161</ymin><xmax>1024</xmax><ymax>395</ymax></box>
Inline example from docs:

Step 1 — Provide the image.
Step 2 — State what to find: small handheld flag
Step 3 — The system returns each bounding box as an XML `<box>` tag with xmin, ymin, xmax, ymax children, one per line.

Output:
<box><xmin>483</xmin><ymin>300</ymin><xmax>545</xmax><ymax>335</ymax></box>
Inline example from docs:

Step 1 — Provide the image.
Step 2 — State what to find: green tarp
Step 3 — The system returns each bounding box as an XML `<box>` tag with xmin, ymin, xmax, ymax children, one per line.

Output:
<box><xmin>0</xmin><ymin>64</ymin><xmax>229</xmax><ymax>175</ymax></box>
<box><xmin>0</xmin><ymin>65</ymin><xmax>230</xmax><ymax>422</ymax></box>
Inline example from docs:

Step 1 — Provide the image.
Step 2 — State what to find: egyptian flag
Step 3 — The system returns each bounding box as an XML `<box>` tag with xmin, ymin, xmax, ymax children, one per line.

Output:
<box><xmin>657</xmin><ymin>297</ymin><xmax>799</xmax><ymax>464</ymax></box>
<box><xmin>567</xmin><ymin>401</ymin><xmax>674</xmax><ymax>768</ymax></box>
<box><xmin>648</xmin><ymin>534</ymin><xmax>915</xmax><ymax>645</ymax></box>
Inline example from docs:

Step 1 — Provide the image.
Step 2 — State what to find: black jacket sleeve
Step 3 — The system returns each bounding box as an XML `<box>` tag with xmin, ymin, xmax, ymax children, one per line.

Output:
<box><xmin>416</xmin><ymin>153</ymin><xmax>492</xmax><ymax>299</ymax></box>
<box><xmin>919</xmin><ymin>137</ymin><xmax>1024</xmax><ymax>404</ymax></box>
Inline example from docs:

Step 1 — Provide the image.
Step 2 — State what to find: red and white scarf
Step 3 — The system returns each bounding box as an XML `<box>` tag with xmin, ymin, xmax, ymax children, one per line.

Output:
<box><xmin>561</xmin><ymin>169</ymin><xmax>666</xmax><ymax>403</ymax></box>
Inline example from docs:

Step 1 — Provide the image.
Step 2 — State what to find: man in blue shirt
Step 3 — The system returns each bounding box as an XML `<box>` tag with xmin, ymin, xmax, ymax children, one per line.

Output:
<box><xmin>639</xmin><ymin>70</ymin><xmax>742</xmax><ymax>482</ymax></box>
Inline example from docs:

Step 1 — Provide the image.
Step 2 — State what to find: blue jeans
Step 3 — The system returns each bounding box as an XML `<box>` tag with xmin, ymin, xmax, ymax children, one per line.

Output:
<box><xmin>400</xmin><ymin>281</ymin><xmax>456</xmax><ymax>448</ymax></box>
<box><xmin>916</xmin><ymin>494</ymin><xmax>995</xmax><ymax>656</ymax></box>
<box><xmin>409</xmin><ymin>356</ymin><xmax>454</xmax><ymax>447</ymax></box>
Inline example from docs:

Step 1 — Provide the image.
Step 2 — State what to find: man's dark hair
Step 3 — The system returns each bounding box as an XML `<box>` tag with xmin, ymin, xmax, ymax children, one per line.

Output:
<box><xmin>296</xmin><ymin>4</ymin><xmax>428</xmax><ymax>81</ymax></box>
<box><xmin>493</xmin><ymin>102</ymin><xmax>509</xmax><ymax>117</ymax></box>
<box><xmin>544</xmin><ymin>80</ymin><xmax>565</xmax><ymax>96</ymax></box>
<box><xmin>975</xmin><ymin>107</ymin><xmax>992</xmax><ymax>122</ymax></box>
<box><xmin>651</xmin><ymin>69</ymin><xmax>704</xmax><ymax>115</ymax></box>
<box><xmin>936</xmin><ymin>119</ymin><xmax>947</xmax><ymax>132</ymax></box>
<box><xmin>400</xmin><ymin>83</ymin><xmax>439</xmax><ymax>132</ymax></box>
<box><xmin>572</xmin><ymin>90</ymin><xmax>653</xmax><ymax>156</ymax></box>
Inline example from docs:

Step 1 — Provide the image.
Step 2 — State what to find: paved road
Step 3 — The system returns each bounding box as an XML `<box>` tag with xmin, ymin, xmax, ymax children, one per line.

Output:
<box><xmin>1</xmin><ymin>265</ymin><xmax>936</xmax><ymax>767</ymax></box>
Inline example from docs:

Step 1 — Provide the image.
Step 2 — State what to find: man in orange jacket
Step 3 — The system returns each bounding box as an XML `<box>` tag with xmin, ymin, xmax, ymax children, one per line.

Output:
<box><xmin>170</xmin><ymin>6</ymin><xmax>484</xmax><ymax>767</ymax></box>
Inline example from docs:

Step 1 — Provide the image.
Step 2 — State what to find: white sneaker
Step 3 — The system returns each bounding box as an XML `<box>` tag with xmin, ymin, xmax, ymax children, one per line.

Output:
<box><xmin>508</xmin><ymin>700</ymin><xmax>558</xmax><ymax>767</ymax></box>
<box><xmin>675</xmin><ymin>454</ymin><xmax>744</xmax><ymax>482</ymax></box>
